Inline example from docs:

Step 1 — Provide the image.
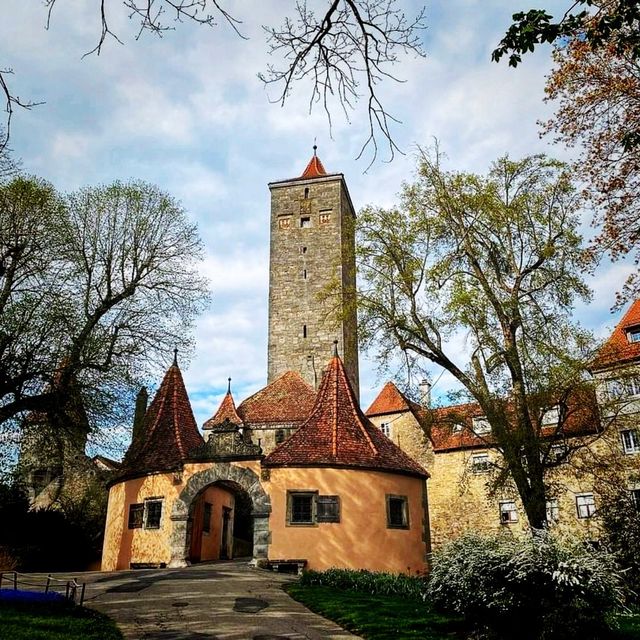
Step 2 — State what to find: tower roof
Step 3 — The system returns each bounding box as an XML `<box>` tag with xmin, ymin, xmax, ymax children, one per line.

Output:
<box><xmin>123</xmin><ymin>360</ymin><xmax>204</xmax><ymax>473</ymax></box>
<box><xmin>263</xmin><ymin>354</ymin><xmax>428</xmax><ymax>478</ymax></box>
<box><xmin>300</xmin><ymin>147</ymin><xmax>327</xmax><ymax>179</ymax></box>
<box><xmin>365</xmin><ymin>381</ymin><xmax>423</xmax><ymax>417</ymax></box>
<box><xmin>237</xmin><ymin>371</ymin><xmax>316</xmax><ymax>424</ymax></box>
<box><xmin>592</xmin><ymin>299</ymin><xmax>640</xmax><ymax>370</ymax></box>
<box><xmin>203</xmin><ymin>387</ymin><xmax>242</xmax><ymax>430</ymax></box>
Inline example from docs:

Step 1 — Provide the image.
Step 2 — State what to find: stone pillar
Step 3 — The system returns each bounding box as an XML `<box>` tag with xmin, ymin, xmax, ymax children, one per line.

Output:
<box><xmin>252</xmin><ymin>513</ymin><xmax>271</xmax><ymax>562</ymax></box>
<box><xmin>168</xmin><ymin>514</ymin><xmax>191</xmax><ymax>568</ymax></box>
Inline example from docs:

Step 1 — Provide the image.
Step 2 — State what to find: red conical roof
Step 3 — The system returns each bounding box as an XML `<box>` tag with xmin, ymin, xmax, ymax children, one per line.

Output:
<box><xmin>300</xmin><ymin>149</ymin><xmax>327</xmax><ymax>179</ymax></box>
<box><xmin>264</xmin><ymin>354</ymin><xmax>428</xmax><ymax>477</ymax></box>
<box><xmin>203</xmin><ymin>389</ymin><xmax>242</xmax><ymax>429</ymax></box>
<box><xmin>123</xmin><ymin>361</ymin><xmax>204</xmax><ymax>472</ymax></box>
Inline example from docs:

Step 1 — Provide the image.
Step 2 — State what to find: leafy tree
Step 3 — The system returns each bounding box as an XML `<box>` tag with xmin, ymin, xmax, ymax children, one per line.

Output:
<box><xmin>357</xmin><ymin>150</ymin><xmax>594</xmax><ymax>529</ymax></box>
<box><xmin>493</xmin><ymin>0</ymin><xmax>640</xmax><ymax>67</ymax></box>
<box><xmin>1</xmin><ymin>1</ymin><xmax>427</xmax><ymax>166</ymax></box>
<box><xmin>0</xmin><ymin>175</ymin><xmax>209</xmax><ymax>447</ymax></box>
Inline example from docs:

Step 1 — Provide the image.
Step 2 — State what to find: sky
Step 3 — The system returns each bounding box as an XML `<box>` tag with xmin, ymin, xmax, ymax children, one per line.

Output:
<box><xmin>1</xmin><ymin>0</ymin><xmax>634</xmax><ymax>453</ymax></box>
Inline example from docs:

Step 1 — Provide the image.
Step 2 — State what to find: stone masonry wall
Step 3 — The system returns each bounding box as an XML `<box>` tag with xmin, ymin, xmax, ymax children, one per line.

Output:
<box><xmin>267</xmin><ymin>175</ymin><xmax>359</xmax><ymax>398</ymax></box>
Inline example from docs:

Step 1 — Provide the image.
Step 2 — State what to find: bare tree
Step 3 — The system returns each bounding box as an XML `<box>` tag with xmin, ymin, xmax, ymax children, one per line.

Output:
<box><xmin>1</xmin><ymin>1</ymin><xmax>426</xmax><ymax>166</ymax></box>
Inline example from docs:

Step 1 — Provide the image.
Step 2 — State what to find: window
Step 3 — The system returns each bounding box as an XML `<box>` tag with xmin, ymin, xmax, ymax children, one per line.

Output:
<box><xmin>576</xmin><ymin>493</ymin><xmax>596</xmax><ymax>519</ymax></box>
<box><xmin>319</xmin><ymin>211</ymin><xmax>331</xmax><ymax>224</ymax></box>
<box><xmin>630</xmin><ymin>489</ymin><xmax>640</xmax><ymax>512</ymax></box>
<box><xmin>303</xmin><ymin>269</ymin><xmax>307</xmax><ymax>279</ymax></box>
<box><xmin>380</xmin><ymin>422</ymin><xmax>391</xmax><ymax>438</ymax></box>
<box><xmin>288</xmin><ymin>492</ymin><xmax>315</xmax><ymax>525</ymax></box>
<box><xmin>144</xmin><ymin>499</ymin><xmax>163</xmax><ymax>529</ymax></box>
<box><xmin>546</xmin><ymin>499</ymin><xmax>559</xmax><ymax>524</ymax></box>
<box><xmin>304</xmin><ymin>187</ymin><xmax>309</xmax><ymax>199</ymax></box>
<box><xmin>278</xmin><ymin>217</ymin><xmax>291</xmax><ymax>230</ymax></box>
<box><xmin>499</xmin><ymin>501</ymin><xmax>518</xmax><ymax>524</ymax></box>
<box><xmin>203</xmin><ymin>502</ymin><xmax>212</xmax><ymax>535</ymax></box>
<box><xmin>386</xmin><ymin>495</ymin><xmax>409</xmax><ymax>529</ymax></box>
<box><xmin>275</xmin><ymin>429</ymin><xmax>286</xmax><ymax>445</ymax></box>
<box><xmin>317</xmin><ymin>496</ymin><xmax>340</xmax><ymax>523</ymax></box>
<box><xmin>621</xmin><ymin>429</ymin><xmax>640</xmax><ymax>454</ymax></box>
<box><xmin>472</xmin><ymin>453</ymin><xmax>490</xmax><ymax>473</ymax></box>
<box><xmin>300</xmin><ymin>216</ymin><xmax>312</xmax><ymax>228</ymax></box>
<box><xmin>452</xmin><ymin>422</ymin><xmax>464</xmax><ymax>433</ymax></box>
<box><xmin>607</xmin><ymin>376</ymin><xmax>640</xmax><ymax>400</ymax></box>
<box><xmin>300</xmin><ymin>246</ymin><xmax>307</xmax><ymax>254</ymax></box>
<box><xmin>541</xmin><ymin>406</ymin><xmax>560</xmax><ymax>427</ymax></box>
<box><xmin>303</xmin><ymin>324</ymin><xmax>307</xmax><ymax>338</ymax></box>
<box><xmin>128</xmin><ymin>503</ymin><xmax>144</xmax><ymax>529</ymax></box>
<box><xmin>548</xmin><ymin>443</ymin><xmax>569</xmax><ymax>464</ymax></box>
<box><xmin>472</xmin><ymin>416</ymin><xmax>491</xmax><ymax>435</ymax></box>
<box><xmin>627</xmin><ymin>327</ymin><xmax>640</xmax><ymax>343</ymax></box>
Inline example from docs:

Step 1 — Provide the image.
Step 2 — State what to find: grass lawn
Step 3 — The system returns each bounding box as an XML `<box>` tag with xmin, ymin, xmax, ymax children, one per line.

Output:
<box><xmin>285</xmin><ymin>583</ymin><xmax>469</xmax><ymax>639</ymax></box>
<box><xmin>0</xmin><ymin>600</ymin><xmax>123</xmax><ymax>640</ymax></box>
<box><xmin>285</xmin><ymin>583</ymin><xmax>640</xmax><ymax>640</ymax></box>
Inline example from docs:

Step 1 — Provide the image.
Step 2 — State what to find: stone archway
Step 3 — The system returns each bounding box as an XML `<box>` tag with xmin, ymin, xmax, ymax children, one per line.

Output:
<box><xmin>169</xmin><ymin>463</ymin><xmax>271</xmax><ymax>568</ymax></box>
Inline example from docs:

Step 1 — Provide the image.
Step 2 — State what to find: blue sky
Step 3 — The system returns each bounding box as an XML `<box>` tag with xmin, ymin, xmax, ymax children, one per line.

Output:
<box><xmin>1</xmin><ymin>1</ymin><xmax>634</xmax><ymax>450</ymax></box>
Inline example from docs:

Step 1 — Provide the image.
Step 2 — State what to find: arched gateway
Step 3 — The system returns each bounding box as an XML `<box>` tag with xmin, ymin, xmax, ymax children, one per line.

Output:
<box><xmin>169</xmin><ymin>463</ymin><xmax>271</xmax><ymax>568</ymax></box>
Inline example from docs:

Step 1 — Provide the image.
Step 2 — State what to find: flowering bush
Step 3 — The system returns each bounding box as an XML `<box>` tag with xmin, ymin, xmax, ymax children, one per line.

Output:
<box><xmin>427</xmin><ymin>531</ymin><xmax>628</xmax><ymax>640</ymax></box>
<box><xmin>300</xmin><ymin>567</ymin><xmax>428</xmax><ymax>600</ymax></box>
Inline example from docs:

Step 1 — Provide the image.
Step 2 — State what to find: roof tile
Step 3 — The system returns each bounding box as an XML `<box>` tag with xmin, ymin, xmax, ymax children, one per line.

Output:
<box><xmin>592</xmin><ymin>299</ymin><xmax>640</xmax><ymax>370</ymax></box>
<box><xmin>264</xmin><ymin>355</ymin><xmax>428</xmax><ymax>478</ymax></box>
<box><xmin>300</xmin><ymin>152</ymin><xmax>327</xmax><ymax>179</ymax></box>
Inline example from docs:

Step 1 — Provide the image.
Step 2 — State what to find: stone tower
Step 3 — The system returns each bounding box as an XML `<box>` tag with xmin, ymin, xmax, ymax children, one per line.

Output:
<box><xmin>267</xmin><ymin>148</ymin><xmax>360</xmax><ymax>398</ymax></box>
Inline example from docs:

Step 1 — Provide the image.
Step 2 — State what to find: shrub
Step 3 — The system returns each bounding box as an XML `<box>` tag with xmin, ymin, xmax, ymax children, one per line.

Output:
<box><xmin>300</xmin><ymin>567</ymin><xmax>428</xmax><ymax>600</ymax></box>
<box><xmin>427</xmin><ymin>531</ymin><xmax>627</xmax><ymax>640</ymax></box>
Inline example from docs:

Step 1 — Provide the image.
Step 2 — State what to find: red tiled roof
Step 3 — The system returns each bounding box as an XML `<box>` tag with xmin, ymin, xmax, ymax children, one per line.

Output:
<box><xmin>123</xmin><ymin>362</ymin><xmax>204</xmax><ymax>472</ymax></box>
<box><xmin>264</xmin><ymin>354</ymin><xmax>428</xmax><ymax>478</ymax></box>
<box><xmin>300</xmin><ymin>151</ymin><xmax>327</xmax><ymax>179</ymax></box>
<box><xmin>203</xmin><ymin>391</ymin><xmax>242</xmax><ymax>430</ymax></box>
<box><xmin>237</xmin><ymin>371</ymin><xmax>316</xmax><ymax>425</ymax></box>
<box><xmin>428</xmin><ymin>391</ymin><xmax>600</xmax><ymax>453</ymax></box>
<box><xmin>365</xmin><ymin>381</ymin><xmax>425</xmax><ymax>420</ymax></box>
<box><xmin>592</xmin><ymin>299</ymin><xmax>640</xmax><ymax>370</ymax></box>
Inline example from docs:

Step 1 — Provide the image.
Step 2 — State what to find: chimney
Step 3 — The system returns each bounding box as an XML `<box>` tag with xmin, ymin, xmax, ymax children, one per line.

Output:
<box><xmin>418</xmin><ymin>379</ymin><xmax>431</xmax><ymax>407</ymax></box>
<box><xmin>132</xmin><ymin>386</ymin><xmax>149</xmax><ymax>443</ymax></box>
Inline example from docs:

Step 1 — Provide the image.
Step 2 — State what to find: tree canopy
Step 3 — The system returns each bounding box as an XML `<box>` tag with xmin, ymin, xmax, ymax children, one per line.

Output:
<box><xmin>357</xmin><ymin>150</ymin><xmax>594</xmax><ymax>528</ymax></box>
<box><xmin>0</xmin><ymin>171</ymin><xmax>209</xmax><ymax>452</ymax></box>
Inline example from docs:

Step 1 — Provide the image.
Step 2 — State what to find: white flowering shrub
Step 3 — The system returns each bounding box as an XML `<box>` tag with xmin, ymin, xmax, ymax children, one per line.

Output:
<box><xmin>427</xmin><ymin>531</ymin><xmax>627</xmax><ymax>639</ymax></box>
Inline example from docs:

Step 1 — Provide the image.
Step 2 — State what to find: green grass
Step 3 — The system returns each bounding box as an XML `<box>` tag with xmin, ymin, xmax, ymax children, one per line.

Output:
<box><xmin>286</xmin><ymin>584</ymin><xmax>640</xmax><ymax>640</ymax></box>
<box><xmin>285</xmin><ymin>583</ymin><xmax>469</xmax><ymax>640</ymax></box>
<box><xmin>0</xmin><ymin>600</ymin><xmax>123</xmax><ymax>640</ymax></box>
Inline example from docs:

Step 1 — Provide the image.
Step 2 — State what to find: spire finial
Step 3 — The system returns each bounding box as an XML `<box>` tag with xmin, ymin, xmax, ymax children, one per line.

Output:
<box><xmin>173</xmin><ymin>347</ymin><xmax>178</xmax><ymax>366</ymax></box>
<box><xmin>227</xmin><ymin>377</ymin><xmax>232</xmax><ymax>394</ymax></box>
<box><xmin>313</xmin><ymin>137</ymin><xmax>317</xmax><ymax>156</ymax></box>
<box><xmin>333</xmin><ymin>339</ymin><xmax>339</xmax><ymax>357</ymax></box>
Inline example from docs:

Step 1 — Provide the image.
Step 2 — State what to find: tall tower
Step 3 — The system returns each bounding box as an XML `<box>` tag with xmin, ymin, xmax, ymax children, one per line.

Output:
<box><xmin>267</xmin><ymin>148</ymin><xmax>360</xmax><ymax>398</ymax></box>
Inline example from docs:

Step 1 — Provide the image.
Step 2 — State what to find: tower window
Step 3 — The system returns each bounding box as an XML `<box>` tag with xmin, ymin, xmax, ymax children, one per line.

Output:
<box><xmin>300</xmin><ymin>216</ymin><xmax>311</xmax><ymax>228</ymax></box>
<box><xmin>275</xmin><ymin>429</ymin><xmax>286</xmax><ymax>445</ymax></box>
<box><xmin>300</xmin><ymin>246</ymin><xmax>307</xmax><ymax>254</ymax></box>
<box><xmin>303</xmin><ymin>269</ymin><xmax>307</xmax><ymax>279</ymax></box>
<box><xmin>303</xmin><ymin>325</ymin><xmax>307</xmax><ymax>338</ymax></box>
<box><xmin>304</xmin><ymin>187</ymin><xmax>309</xmax><ymax>199</ymax></box>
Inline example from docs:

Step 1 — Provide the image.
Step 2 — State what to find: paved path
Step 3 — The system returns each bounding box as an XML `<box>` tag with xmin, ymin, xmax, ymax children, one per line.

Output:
<box><xmin>72</xmin><ymin>559</ymin><xmax>359</xmax><ymax>640</ymax></box>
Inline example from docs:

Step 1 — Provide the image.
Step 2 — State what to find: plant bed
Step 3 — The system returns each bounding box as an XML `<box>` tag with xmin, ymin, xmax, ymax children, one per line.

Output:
<box><xmin>0</xmin><ymin>593</ymin><xmax>122</xmax><ymax>640</ymax></box>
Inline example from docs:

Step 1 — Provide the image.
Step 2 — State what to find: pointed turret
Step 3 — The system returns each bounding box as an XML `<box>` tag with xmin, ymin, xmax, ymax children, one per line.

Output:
<box><xmin>300</xmin><ymin>145</ymin><xmax>327</xmax><ymax>179</ymax></box>
<box><xmin>264</xmin><ymin>353</ymin><xmax>427</xmax><ymax>477</ymax></box>
<box><xmin>123</xmin><ymin>359</ymin><xmax>203</xmax><ymax>473</ymax></box>
<box><xmin>203</xmin><ymin>379</ymin><xmax>243</xmax><ymax>430</ymax></box>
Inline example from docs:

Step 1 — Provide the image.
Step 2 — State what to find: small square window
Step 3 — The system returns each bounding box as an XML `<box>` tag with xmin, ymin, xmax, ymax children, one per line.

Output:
<box><xmin>144</xmin><ymin>499</ymin><xmax>163</xmax><ymax>529</ymax></box>
<box><xmin>627</xmin><ymin>327</ymin><xmax>640</xmax><ymax>343</ymax></box>
<box><xmin>547</xmin><ymin>443</ymin><xmax>569</xmax><ymax>464</ymax></box>
<box><xmin>472</xmin><ymin>453</ymin><xmax>490</xmax><ymax>473</ymax></box>
<box><xmin>317</xmin><ymin>496</ymin><xmax>340</xmax><ymax>523</ymax></box>
<box><xmin>275</xmin><ymin>429</ymin><xmax>286</xmax><ymax>445</ymax></box>
<box><xmin>541</xmin><ymin>406</ymin><xmax>560</xmax><ymax>427</ymax></box>
<box><xmin>128</xmin><ymin>503</ymin><xmax>144</xmax><ymax>529</ymax></box>
<box><xmin>576</xmin><ymin>493</ymin><xmax>596</xmax><ymax>519</ymax></box>
<box><xmin>386</xmin><ymin>494</ymin><xmax>409</xmax><ymax>529</ymax></box>
<box><xmin>300</xmin><ymin>216</ymin><xmax>312</xmax><ymax>228</ymax></box>
<box><xmin>203</xmin><ymin>502</ymin><xmax>212</xmax><ymax>535</ymax></box>
<box><xmin>472</xmin><ymin>416</ymin><xmax>491</xmax><ymax>435</ymax></box>
<box><xmin>380</xmin><ymin>422</ymin><xmax>391</xmax><ymax>438</ymax></box>
<box><xmin>288</xmin><ymin>492</ymin><xmax>315</xmax><ymax>525</ymax></box>
<box><xmin>499</xmin><ymin>500</ymin><xmax>518</xmax><ymax>524</ymax></box>
<box><xmin>546</xmin><ymin>499</ymin><xmax>559</xmax><ymax>524</ymax></box>
<box><xmin>621</xmin><ymin>429</ymin><xmax>640</xmax><ymax>454</ymax></box>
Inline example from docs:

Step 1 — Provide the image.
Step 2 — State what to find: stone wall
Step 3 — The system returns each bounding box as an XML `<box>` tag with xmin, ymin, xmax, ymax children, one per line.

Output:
<box><xmin>267</xmin><ymin>175</ymin><xmax>359</xmax><ymax>398</ymax></box>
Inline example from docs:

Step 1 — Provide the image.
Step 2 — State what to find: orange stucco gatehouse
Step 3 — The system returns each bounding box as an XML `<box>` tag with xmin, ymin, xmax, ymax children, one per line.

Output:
<box><xmin>102</xmin><ymin>347</ymin><xmax>431</xmax><ymax>574</ymax></box>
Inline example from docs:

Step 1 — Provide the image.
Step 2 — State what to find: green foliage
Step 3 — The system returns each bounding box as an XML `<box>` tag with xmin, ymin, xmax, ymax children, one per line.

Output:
<box><xmin>0</xmin><ymin>599</ymin><xmax>122</xmax><ymax>640</ymax></box>
<box><xmin>300</xmin><ymin>567</ymin><xmax>428</xmax><ymax>600</ymax></box>
<box><xmin>427</xmin><ymin>531</ymin><xmax>628</xmax><ymax>640</ymax></box>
